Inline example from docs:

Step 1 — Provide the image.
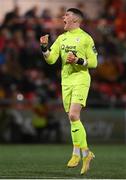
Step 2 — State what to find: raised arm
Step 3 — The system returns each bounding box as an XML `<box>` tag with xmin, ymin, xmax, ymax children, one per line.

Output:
<box><xmin>40</xmin><ymin>35</ymin><xmax>60</xmax><ymax>65</ymax></box>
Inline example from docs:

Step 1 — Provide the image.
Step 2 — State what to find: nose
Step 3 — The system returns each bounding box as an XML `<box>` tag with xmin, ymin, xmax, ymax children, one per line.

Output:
<box><xmin>62</xmin><ymin>15</ymin><xmax>65</xmax><ymax>19</ymax></box>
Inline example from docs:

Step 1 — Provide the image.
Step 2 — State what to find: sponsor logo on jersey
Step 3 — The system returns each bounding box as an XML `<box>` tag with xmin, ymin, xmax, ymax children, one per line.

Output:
<box><xmin>75</xmin><ymin>37</ymin><xmax>80</xmax><ymax>42</ymax></box>
<box><xmin>61</xmin><ymin>44</ymin><xmax>77</xmax><ymax>54</ymax></box>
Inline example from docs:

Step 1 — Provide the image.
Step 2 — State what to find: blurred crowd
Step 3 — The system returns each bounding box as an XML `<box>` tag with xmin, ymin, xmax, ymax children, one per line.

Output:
<box><xmin>0</xmin><ymin>0</ymin><xmax>126</xmax><ymax>143</ymax></box>
<box><xmin>0</xmin><ymin>0</ymin><xmax>125</xmax><ymax>110</ymax></box>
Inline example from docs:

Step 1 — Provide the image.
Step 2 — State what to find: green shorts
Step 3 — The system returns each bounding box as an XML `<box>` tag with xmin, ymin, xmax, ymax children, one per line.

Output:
<box><xmin>62</xmin><ymin>84</ymin><xmax>90</xmax><ymax>112</ymax></box>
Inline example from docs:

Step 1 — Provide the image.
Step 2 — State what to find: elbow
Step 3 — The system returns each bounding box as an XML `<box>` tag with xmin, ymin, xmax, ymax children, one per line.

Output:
<box><xmin>46</xmin><ymin>60</ymin><xmax>55</xmax><ymax>65</ymax></box>
<box><xmin>87</xmin><ymin>57</ymin><xmax>98</xmax><ymax>68</ymax></box>
<box><xmin>45</xmin><ymin>57</ymin><xmax>56</xmax><ymax>65</ymax></box>
<box><xmin>93</xmin><ymin>60</ymin><xmax>98</xmax><ymax>68</ymax></box>
<box><xmin>95</xmin><ymin>58</ymin><xmax>98</xmax><ymax>68</ymax></box>
<box><xmin>88</xmin><ymin>61</ymin><xmax>97</xmax><ymax>68</ymax></box>
<box><xmin>45</xmin><ymin>52</ymin><xmax>58</xmax><ymax>65</ymax></box>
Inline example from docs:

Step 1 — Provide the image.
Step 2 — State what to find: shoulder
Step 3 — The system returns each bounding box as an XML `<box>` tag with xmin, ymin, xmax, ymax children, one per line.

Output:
<box><xmin>56</xmin><ymin>32</ymin><xmax>67</xmax><ymax>40</ymax></box>
<box><xmin>52</xmin><ymin>32</ymin><xmax>67</xmax><ymax>45</ymax></box>
<box><xmin>80</xmin><ymin>29</ymin><xmax>94</xmax><ymax>42</ymax></box>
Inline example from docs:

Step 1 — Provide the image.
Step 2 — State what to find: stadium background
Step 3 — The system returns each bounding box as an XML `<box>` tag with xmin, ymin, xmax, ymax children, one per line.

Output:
<box><xmin>0</xmin><ymin>0</ymin><xmax>126</xmax><ymax>144</ymax></box>
<box><xmin>0</xmin><ymin>0</ymin><xmax>126</xmax><ymax>178</ymax></box>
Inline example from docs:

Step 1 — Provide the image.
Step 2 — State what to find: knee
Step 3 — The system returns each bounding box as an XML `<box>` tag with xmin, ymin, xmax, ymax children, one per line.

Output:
<box><xmin>68</xmin><ymin>111</ymin><xmax>79</xmax><ymax>121</ymax></box>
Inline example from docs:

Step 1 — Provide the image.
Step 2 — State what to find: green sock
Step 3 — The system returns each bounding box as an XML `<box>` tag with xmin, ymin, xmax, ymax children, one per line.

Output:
<box><xmin>71</xmin><ymin>120</ymin><xmax>87</xmax><ymax>149</ymax></box>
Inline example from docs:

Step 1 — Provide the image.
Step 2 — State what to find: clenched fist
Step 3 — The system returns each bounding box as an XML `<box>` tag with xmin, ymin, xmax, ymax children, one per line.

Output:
<box><xmin>66</xmin><ymin>51</ymin><xmax>78</xmax><ymax>64</ymax></box>
<box><xmin>40</xmin><ymin>34</ymin><xmax>49</xmax><ymax>47</ymax></box>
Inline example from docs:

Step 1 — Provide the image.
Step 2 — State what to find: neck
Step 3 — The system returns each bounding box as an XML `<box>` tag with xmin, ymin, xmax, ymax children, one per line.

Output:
<box><xmin>68</xmin><ymin>23</ymin><xmax>80</xmax><ymax>31</ymax></box>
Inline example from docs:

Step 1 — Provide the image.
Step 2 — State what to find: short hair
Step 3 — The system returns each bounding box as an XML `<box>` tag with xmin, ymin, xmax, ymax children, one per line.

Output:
<box><xmin>67</xmin><ymin>8</ymin><xmax>84</xmax><ymax>19</ymax></box>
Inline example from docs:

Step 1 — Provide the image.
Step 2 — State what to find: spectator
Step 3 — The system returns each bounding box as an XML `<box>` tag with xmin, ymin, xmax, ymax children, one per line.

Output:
<box><xmin>24</xmin><ymin>6</ymin><xmax>39</xmax><ymax>18</ymax></box>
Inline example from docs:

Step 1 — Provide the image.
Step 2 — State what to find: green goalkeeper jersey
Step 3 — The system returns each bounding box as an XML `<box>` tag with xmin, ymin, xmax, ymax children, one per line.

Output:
<box><xmin>45</xmin><ymin>28</ymin><xmax>97</xmax><ymax>86</ymax></box>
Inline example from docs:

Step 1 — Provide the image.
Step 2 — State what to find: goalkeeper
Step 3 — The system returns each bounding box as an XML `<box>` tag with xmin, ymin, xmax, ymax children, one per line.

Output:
<box><xmin>40</xmin><ymin>8</ymin><xmax>97</xmax><ymax>175</ymax></box>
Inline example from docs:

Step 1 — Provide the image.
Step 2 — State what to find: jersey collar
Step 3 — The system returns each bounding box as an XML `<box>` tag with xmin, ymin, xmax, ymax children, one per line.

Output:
<box><xmin>68</xmin><ymin>28</ymin><xmax>81</xmax><ymax>33</ymax></box>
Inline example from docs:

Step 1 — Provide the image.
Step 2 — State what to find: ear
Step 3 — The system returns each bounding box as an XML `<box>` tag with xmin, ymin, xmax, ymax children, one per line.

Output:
<box><xmin>73</xmin><ymin>16</ymin><xmax>78</xmax><ymax>23</ymax></box>
<box><xmin>73</xmin><ymin>15</ymin><xmax>80</xmax><ymax>23</ymax></box>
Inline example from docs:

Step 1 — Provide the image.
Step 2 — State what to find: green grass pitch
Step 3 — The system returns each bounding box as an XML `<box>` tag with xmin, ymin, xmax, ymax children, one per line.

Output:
<box><xmin>0</xmin><ymin>144</ymin><xmax>126</xmax><ymax>179</ymax></box>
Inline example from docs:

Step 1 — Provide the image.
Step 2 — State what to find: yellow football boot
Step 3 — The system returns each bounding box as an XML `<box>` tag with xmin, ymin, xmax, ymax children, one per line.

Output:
<box><xmin>67</xmin><ymin>154</ymin><xmax>80</xmax><ymax>168</ymax></box>
<box><xmin>80</xmin><ymin>151</ymin><xmax>95</xmax><ymax>175</ymax></box>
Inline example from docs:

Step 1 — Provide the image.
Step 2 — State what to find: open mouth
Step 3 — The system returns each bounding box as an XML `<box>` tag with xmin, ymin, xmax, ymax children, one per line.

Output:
<box><xmin>64</xmin><ymin>20</ymin><xmax>66</xmax><ymax>24</ymax></box>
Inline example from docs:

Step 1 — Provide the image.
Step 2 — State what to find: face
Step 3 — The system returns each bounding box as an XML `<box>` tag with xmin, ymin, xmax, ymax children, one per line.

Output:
<box><xmin>63</xmin><ymin>11</ymin><xmax>77</xmax><ymax>31</ymax></box>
